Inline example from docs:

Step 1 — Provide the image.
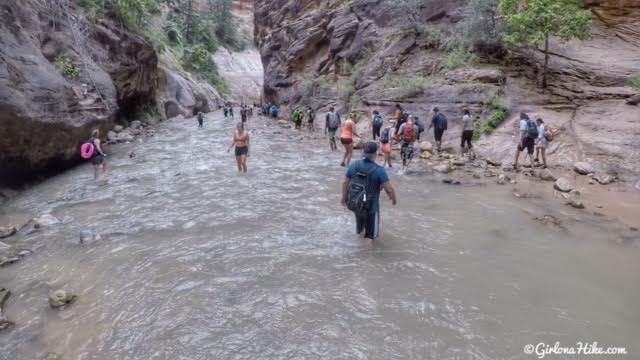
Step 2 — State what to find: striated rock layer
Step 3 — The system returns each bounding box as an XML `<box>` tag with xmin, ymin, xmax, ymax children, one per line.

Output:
<box><xmin>254</xmin><ymin>0</ymin><xmax>640</xmax><ymax>181</ymax></box>
<box><xmin>0</xmin><ymin>0</ymin><xmax>157</xmax><ymax>186</ymax></box>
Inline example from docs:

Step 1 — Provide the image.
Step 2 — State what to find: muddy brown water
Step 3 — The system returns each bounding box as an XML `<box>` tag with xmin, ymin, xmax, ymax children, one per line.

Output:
<box><xmin>1</xmin><ymin>112</ymin><xmax>638</xmax><ymax>359</ymax></box>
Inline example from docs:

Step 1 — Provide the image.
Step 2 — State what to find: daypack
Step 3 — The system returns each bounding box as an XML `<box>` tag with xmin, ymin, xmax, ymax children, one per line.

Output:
<box><xmin>373</xmin><ymin>114</ymin><xmax>384</xmax><ymax>127</ymax></box>
<box><xmin>327</xmin><ymin>112</ymin><xmax>340</xmax><ymax>129</ymax></box>
<box><xmin>347</xmin><ymin>161</ymin><xmax>378</xmax><ymax>216</ymax></box>
<box><xmin>380</xmin><ymin>127</ymin><xmax>391</xmax><ymax>144</ymax></box>
<box><xmin>435</xmin><ymin>113</ymin><xmax>448</xmax><ymax>130</ymax></box>
<box><xmin>544</xmin><ymin>124</ymin><xmax>553</xmax><ymax>142</ymax></box>
<box><xmin>271</xmin><ymin>106</ymin><xmax>278</xmax><ymax>117</ymax></box>
<box><xmin>309</xmin><ymin>110</ymin><xmax>315</xmax><ymax>120</ymax></box>
<box><xmin>401</xmin><ymin>111</ymin><xmax>409</xmax><ymax>123</ymax></box>
<box><xmin>526</xmin><ymin>119</ymin><xmax>539</xmax><ymax>139</ymax></box>
<box><xmin>402</xmin><ymin>123</ymin><xmax>415</xmax><ymax>142</ymax></box>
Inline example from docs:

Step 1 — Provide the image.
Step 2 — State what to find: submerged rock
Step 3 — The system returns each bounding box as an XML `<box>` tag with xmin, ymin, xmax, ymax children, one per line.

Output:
<box><xmin>49</xmin><ymin>290</ymin><xmax>77</xmax><ymax>309</ymax></box>
<box><xmin>594</xmin><ymin>173</ymin><xmax>615</xmax><ymax>185</ymax></box>
<box><xmin>554</xmin><ymin>178</ymin><xmax>574</xmax><ymax>193</ymax></box>
<box><xmin>574</xmin><ymin>162</ymin><xmax>595</xmax><ymax>175</ymax></box>
<box><xmin>0</xmin><ymin>287</ymin><xmax>13</xmax><ymax>331</ymax></box>
<box><xmin>33</xmin><ymin>214</ymin><xmax>60</xmax><ymax>228</ymax></box>
<box><xmin>419</xmin><ymin>141</ymin><xmax>433</xmax><ymax>152</ymax></box>
<box><xmin>485</xmin><ymin>158</ymin><xmax>502</xmax><ymax>167</ymax></box>
<box><xmin>566</xmin><ymin>199</ymin><xmax>585</xmax><ymax>209</ymax></box>
<box><xmin>0</xmin><ymin>226</ymin><xmax>17</xmax><ymax>239</ymax></box>
<box><xmin>79</xmin><ymin>231</ymin><xmax>100</xmax><ymax>244</ymax></box>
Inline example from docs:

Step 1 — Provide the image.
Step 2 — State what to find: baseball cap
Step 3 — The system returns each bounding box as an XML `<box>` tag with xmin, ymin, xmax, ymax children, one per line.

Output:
<box><xmin>363</xmin><ymin>141</ymin><xmax>378</xmax><ymax>154</ymax></box>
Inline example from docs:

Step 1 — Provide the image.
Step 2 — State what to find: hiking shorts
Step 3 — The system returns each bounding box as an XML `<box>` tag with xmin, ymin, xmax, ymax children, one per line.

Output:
<box><xmin>356</xmin><ymin>210</ymin><xmax>379</xmax><ymax>240</ymax></box>
<box><xmin>434</xmin><ymin>128</ymin><xmax>445</xmax><ymax>142</ymax></box>
<box><xmin>92</xmin><ymin>155</ymin><xmax>104</xmax><ymax>165</ymax></box>
<box><xmin>537</xmin><ymin>137</ymin><xmax>548</xmax><ymax>149</ymax></box>
<box><xmin>328</xmin><ymin>129</ymin><xmax>337</xmax><ymax>140</ymax></box>
<box><xmin>519</xmin><ymin>137</ymin><xmax>535</xmax><ymax>155</ymax></box>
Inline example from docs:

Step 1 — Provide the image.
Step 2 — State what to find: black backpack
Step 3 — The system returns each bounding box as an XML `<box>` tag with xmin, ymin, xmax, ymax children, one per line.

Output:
<box><xmin>380</xmin><ymin>127</ymin><xmax>391</xmax><ymax>144</ymax></box>
<box><xmin>436</xmin><ymin>113</ymin><xmax>448</xmax><ymax>130</ymax></box>
<box><xmin>526</xmin><ymin>119</ymin><xmax>539</xmax><ymax>139</ymax></box>
<box><xmin>347</xmin><ymin>161</ymin><xmax>378</xmax><ymax>216</ymax></box>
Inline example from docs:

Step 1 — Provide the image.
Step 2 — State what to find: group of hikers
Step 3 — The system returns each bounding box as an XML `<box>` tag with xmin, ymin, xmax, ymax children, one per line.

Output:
<box><xmin>82</xmin><ymin>102</ymin><xmax>553</xmax><ymax>246</ymax></box>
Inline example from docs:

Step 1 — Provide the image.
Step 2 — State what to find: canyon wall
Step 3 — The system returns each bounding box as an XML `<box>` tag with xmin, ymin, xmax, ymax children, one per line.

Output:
<box><xmin>254</xmin><ymin>0</ymin><xmax>640</xmax><ymax>180</ymax></box>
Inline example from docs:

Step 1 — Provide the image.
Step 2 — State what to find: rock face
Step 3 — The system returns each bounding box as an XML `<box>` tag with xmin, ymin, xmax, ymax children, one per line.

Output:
<box><xmin>254</xmin><ymin>0</ymin><xmax>640</xmax><ymax>181</ymax></box>
<box><xmin>0</xmin><ymin>0</ymin><xmax>158</xmax><ymax>186</ymax></box>
<box><xmin>155</xmin><ymin>67</ymin><xmax>222</xmax><ymax>120</ymax></box>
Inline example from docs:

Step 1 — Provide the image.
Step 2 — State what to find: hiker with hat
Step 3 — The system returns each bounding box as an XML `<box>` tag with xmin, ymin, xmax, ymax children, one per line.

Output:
<box><xmin>342</xmin><ymin>142</ymin><xmax>397</xmax><ymax>246</ymax></box>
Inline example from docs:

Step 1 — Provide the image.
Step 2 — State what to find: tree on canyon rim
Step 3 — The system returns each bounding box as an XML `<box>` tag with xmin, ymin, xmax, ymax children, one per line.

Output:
<box><xmin>498</xmin><ymin>0</ymin><xmax>592</xmax><ymax>88</ymax></box>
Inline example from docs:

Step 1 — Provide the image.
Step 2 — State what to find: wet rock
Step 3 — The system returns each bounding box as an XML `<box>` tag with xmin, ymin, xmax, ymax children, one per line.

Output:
<box><xmin>130</xmin><ymin>120</ymin><xmax>142</xmax><ymax>129</ymax></box>
<box><xmin>497</xmin><ymin>174</ymin><xmax>508</xmax><ymax>185</ymax></box>
<box><xmin>49</xmin><ymin>290</ymin><xmax>77</xmax><ymax>309</ymax></box>
<box><xmin>451</xmin><ymin>159</ymin><xmax>465</xmax><ymax>166</ymax></box>
<box><xmin>107</xmin><ymin>130</ymin><xmax>118</xmax><ymax>143</ymax></box>
<box><xmin>33</xmin><ymin>214</ymin><xmax>60</xmax><ymax>228</ymax></box>
<box><xmin>442</xmin><ymin>178</ymin><xmax>461</xmax><ymax>185</ymax></box>
<box><xmin>569</xmin><ymin>189</ymin><xmax>581</xmax><ymax>197</ymax></box>
<box><xmin>0</xmin><ymin>226</ymin><xmax>17</xmax><ymax>239</ymax></box>
<box><xmin>472</xmin><ymin>172</ymin><xmax>482</xmax><ymax>179</ymax></box>
<box><xmin>433</xmin><ymin>164</ymin><xmax>453</xmax><ymax>174</ymax></box>
<box><xmin>484</xmin><ymin>170</ymin><xmax>497</xmax><ymax>178</ymax></box>
<box><xmin>554</xmin><ymin>178</ymin><xmax>574</xmax><ymax>193</ymax></box>
<box><xmin>574</xmin><ymin>162</ymin><xmax>595</xmax><ymax>175</ymax></box>
<box><xmin>626</xmin><ymin>94</ymin><xmax>640</xmax><ymax>106</ymax></box>
<box><xmin>0</xmin><ymin>256</ymin><xmax>21</xmax><ymax>267</ymax></box>
<box><xmin>566</xmin><ymin>199</ymin><xmax>585</xmax><ymax>209</ymax></box>
<box><xmin>420</xmin><ymin>151</ymin><xmax>432</xmax><ymax>159</ymax></box>
<box><xmin>79</xmin><ymin>231</ymin><xmax>100</xmax><ymax>244</ymax></box>
<box><xmin>113</xmin><ymin>125</ymin><xmax>124</xmax><ymax>133</ymax></box>
<box><xmin>116</xmin><ymin>132</ymin><xmax>134</xmax><ymax>143</ymax></box>
<box><xmin>419</xmin><ymin>141</ymin><xmax>433</xmax><ymax>152</ymax></box>
<box><xmin>44</xmin><ymin>353</ymin><xmax>61</xmax><ymax>360</ymax></box>
<box><xmin>0</xmin><ymin>287</ymin><xmax>13</xmax><ymax>331</ymax></box>
<box><xmin>594</xmin><ymin>173</ymin><xmax>615</xmax><ymax>185</ymax></box>
<box><xmin>588</xmin><ymin>179</ymin><xmax>596</xmax><ymax>185</ymax></box>
<box><xmin>485</xmin><ymin>158</ymin><xmax>502</xmax><ymax>167</ymax></box>
<box><xmin>539</xmin><ymin>168</ymin><xmax>556</xmax><ymax>181</ymax></box>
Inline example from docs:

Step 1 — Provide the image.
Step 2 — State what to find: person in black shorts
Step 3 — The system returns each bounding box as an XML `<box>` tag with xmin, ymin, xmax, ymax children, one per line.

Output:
<box><xmin>427</xmin><ymin>107</ymin><xmax>448</xmax><ymax>153</ymax></box>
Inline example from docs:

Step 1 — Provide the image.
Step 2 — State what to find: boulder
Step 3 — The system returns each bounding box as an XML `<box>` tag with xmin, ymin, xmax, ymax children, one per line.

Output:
<box><xmin>626</xmin><ymin>94</ymin><xmax>640</xmax><ymax>106</ymax></box>
<box><xmin>539</xmin><ymin>168</ymin><xmax>556</xmax><ymax>181</ymax></box>
<box><xmin>0</xmin><ymin>226</ymin><xmax>17</xmax><ymax>239</ymax></box>
<box><xmin>594</xmin><ymin>173</ymin><xmax>615</xmax><ymax>185</ymax></box>
<box><xmin>485</xmin><ymin>158</ymin><xmax>502</xmax><ymax>167</ymax></box>
<box><xmin>116</xmin><ymin>132</ymin><xmax>134</xmax><ymax>143</ymax></box>
<box><xmin>107</xmin><ymin>131</ymin><xmax>118</xmax><ymax>142</ymax></box>
<box><xmin>433</xmin><ymin>164</ymin><xmax>453</xmax><ymax>174</ymax></box>
<box><xmin>451</xmin><ymin>159</ymin><xmax>465</xmax><ymax>166</ymax></box>
<box><xmin>130</xmin><ymin>120</ymin><xmax>142</xmax><ymax>129</ymax></box>
<box><xmin>419</xmin><ymin>141</ymin><xmax>433</xmax><ymax>152</ymax></box>
<box><xmin>420</xmin><ymin>151</ymin><xmax>432</xmax><ymax>159</ymax></box>
<box><xmin>33</xmin><ymin>214</ymin><xmax>60</xmax><ymax>228</ymax></box>
<box><xmin>48</xmin><ymin>290</ymin><xmax>77</xmax><ymax>308</ymax></box>
<box><xmin>113</xmin><ymin>125</ymin><xmax>124</xmax><ymax>133</ymax></box>
<box><xmin>574</xmin><ymin>162</ymin><xmax>595</xmax><ymax>175</ymax></box>
<box><xmin>554</xmin><ymin>178</ymin><xmax>574</xmax><ymax>193</ymax></box>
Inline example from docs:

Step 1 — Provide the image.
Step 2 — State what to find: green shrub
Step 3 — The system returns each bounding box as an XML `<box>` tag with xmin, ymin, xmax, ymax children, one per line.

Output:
<box><xmin>472</xmin><ymin>115</ymin><xmax>482</xmax><ymax>141</ymax></box>
<box><xmin>52</xmin><ymin>56</ymin><xmax>80</xmax><ymax>78</ymax></box>
<box><xmin>483</xmin><ymin>109</ymin><xmax>508</xmax><ymax>135</ymax></box>
<box><xmin>442</xmin><ymin>44</ymin><xmax>478</xmax><ymax>72</ymax></box>
<box><xmin>181</xmin><ymin>45</ymin><xmax>229</xmax><ymax>94</ymax></box>
<box><xmin>629</xmin><ymin>75</ymin><xmax>640</xmax><ymax>91</ymax></box>
<box><xmin>110</xmin><ymin>0</ymin><xmax>161</xmax><ymax>31</ymax></box>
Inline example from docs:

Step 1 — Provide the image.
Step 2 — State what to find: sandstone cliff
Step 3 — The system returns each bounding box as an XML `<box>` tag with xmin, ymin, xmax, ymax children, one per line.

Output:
<box><xmin>0</xmin><ymin>0</ymin><xmax>157</xmax><ymax>186</ymax></box>
<box><xmin>254</xmin><ymin>0</ymin><xmax>640</xmax><ymax>181</ymax></box>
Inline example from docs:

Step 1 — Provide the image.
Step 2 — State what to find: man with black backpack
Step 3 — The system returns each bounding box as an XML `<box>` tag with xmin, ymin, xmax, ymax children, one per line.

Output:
<box><xmin>427</xmin><ymin>107</ymin><xmax>448</xmax><ymax>153</ymax></box>
<box><xmin>342</xmin><ymin>142</ymin><xmax>397</xmax><ymax>245</ymax></box>
<box><xmin>514</xmin><ymin>112</ymin><xmax>537</xmax><ymax>170</ymax></box>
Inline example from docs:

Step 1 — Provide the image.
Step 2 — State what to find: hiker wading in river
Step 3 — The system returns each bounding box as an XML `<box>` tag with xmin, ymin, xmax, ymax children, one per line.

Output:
<box><xmin>228</xmin><ymin>122</ymin><xmax>250</xmax><ymax>173</ymax></box>
<box><xmin>342</xmin><ymin>142</ymin><xmax>397</xmax><ymax>246</ymax></box>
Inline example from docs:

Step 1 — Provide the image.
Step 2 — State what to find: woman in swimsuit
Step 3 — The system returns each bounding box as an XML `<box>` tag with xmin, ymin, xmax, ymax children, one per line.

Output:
<box><xmin>340</xmin><ymin>112</ymin><xmax>359</xmax><ymax>167</ymax></box>
<box><xmin>227</xmin><ymin>122</ymin><xmax>250</xmax><ymax>173</ymax></box>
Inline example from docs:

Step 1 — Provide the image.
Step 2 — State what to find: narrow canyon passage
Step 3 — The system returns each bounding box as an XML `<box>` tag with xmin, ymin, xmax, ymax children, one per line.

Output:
<box><xmin>1</xmin><ymin>113</ymin><xmax>638</xmax><ymax>359</ymax></box>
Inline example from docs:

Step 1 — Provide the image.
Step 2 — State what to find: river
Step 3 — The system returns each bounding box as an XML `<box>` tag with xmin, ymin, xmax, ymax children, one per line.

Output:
<box><xmin>1</xmin><ymin>112</ymin><xmax>638</xmax><ymax>359</ymax></box>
